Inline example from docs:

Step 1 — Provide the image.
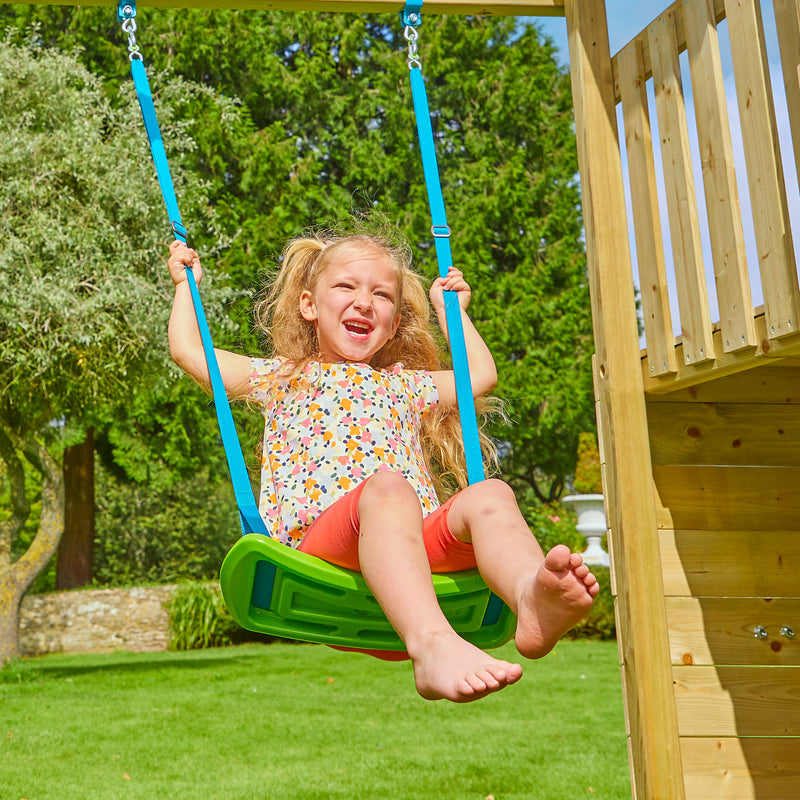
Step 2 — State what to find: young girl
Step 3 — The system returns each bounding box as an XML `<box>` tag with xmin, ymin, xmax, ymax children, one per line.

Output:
<box><xmin>167</xmin><ymin>230</ymin><xmax>599</xmax><ymax>704</ymax></box>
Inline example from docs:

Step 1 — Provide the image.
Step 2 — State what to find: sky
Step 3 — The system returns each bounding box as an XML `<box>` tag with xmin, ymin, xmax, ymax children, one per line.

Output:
<box><xmin>525</xmin><ymin>2</ymin><xmax>798</xmax><ymax>337</ymax></box>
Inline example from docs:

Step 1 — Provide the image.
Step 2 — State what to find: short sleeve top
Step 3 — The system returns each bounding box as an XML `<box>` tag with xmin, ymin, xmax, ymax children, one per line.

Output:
<box><xmin>249</xmin><ymin>358</ymin><xmax>441</xmax><ymax>547</ymax></box>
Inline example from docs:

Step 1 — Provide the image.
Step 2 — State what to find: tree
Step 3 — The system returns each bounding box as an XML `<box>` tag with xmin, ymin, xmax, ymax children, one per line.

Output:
<box><xmin>0</xmin><ymin>33</ymin><xmax>237</xmax><ymax>662</ymax></box>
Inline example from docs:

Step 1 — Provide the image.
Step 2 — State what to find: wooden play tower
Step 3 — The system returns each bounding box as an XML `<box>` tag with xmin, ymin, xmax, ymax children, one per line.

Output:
<box><xmin>13</xmin><ymin>0</ymin><xmax>799</xmax><ymax>795</ymax></box>
<box><xmin>572</xmin><ymin>1</ymin><xmax>800</xmax><ymax>797</ymax></box>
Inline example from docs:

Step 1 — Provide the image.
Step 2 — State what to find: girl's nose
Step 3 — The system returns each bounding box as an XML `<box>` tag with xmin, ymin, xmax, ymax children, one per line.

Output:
<box><xmin>353</xmin><ymin>290</ymin><xmax>372</xmax><ymax>311</ymax></box>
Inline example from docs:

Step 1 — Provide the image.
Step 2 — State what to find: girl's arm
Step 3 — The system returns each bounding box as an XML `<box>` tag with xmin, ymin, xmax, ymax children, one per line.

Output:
<box><xmin>167</xmin><ymin>240</ymin><xmax>252</xmax><ymax>399</ymax></box>
<box><xmin>428</xmin><ymin>267</ymin><xmax>497</xmax><ymax>408</ymax></box>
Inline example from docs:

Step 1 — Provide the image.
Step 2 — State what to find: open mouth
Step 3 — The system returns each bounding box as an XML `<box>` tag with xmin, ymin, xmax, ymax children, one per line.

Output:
<box><xmin>343</xmin><ymin>321</ymin><xmax>373</xmax><ymax>338</ymax></box>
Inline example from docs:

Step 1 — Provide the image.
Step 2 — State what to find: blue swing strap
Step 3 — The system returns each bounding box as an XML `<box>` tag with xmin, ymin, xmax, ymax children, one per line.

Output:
<box><xmin>119</xmin><ymin>1</ymin><xmax>267</xmax><ymax>537</ymax></box>
<box><xmin>401</xmin><ymin>4</ymin><xmax>485</xmax><ymax>486</ymax></box>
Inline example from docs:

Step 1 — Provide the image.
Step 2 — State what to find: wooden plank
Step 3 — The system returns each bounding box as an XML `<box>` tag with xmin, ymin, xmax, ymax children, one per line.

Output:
<box><xmin>727</xmin><ymin>0</ymin><xmax>800</xmax><ymax>340</ymax></box>
<box><xmin>775</xmin><ymin>0</ymin><xmax>800</xmax><ymax>201</ymax></box>
<box><xmin>660</xmin><ymin>529</ymin><xmax>800</xmax><ymax>598</ymax></box>
<box><xmin>667</xmin><ymin>597</ymin><xmax>800</xmax><ymax>666</ymax></box>
<box><xmin>618</xmin><ymin>42</ymin><xmax>678</xmax><ymax>377</ymax></box>
<box><xmin>674</xmin><ymin>665</ymin><xmax>800</xmax><ymax>736</ymax></box>
<box><xmin>565</xmin><ymin>2</ymin><xmax>685</xmax><ymax>797</ymax></box>
<box><xmin>682</xmin><ymin>0</ymin><xmax>755</xmax><ymax>354</ymax></box>
<box><xmin>647</xmin><ymin>362</ymin><xmax>800</xmax><ymax>403</ymax></box>
<box><xmin>0</xmin><ymin>0</ymin><xmax>565</xmax><ymax>13</ymax></box>
<box><xmin>611</xmin><ymin>0</ymin><xmax>728</xmax><ymax>101</ymax></box>
<box><xmin>647</xmin><ymin>402</ymin><xmax>800</xmax><ymax>466</ymax></box>
<box><xmin>681</xmin><ymin>737</ymin><xmax>800</xmax><ymax>800</ymax></box>
<box><xmin>649</xmin><ymin>10</ymin><xmax>715</xmax><ymax>366</ymax></box>
<box><xmin>642</xmin><ymin>312</ymin><xmax>800</xmax><ymax>395</ymax></box>
<box><xmin>653</xmin><ymin>465</ymin><xmax>800</xmax><ymax>531</ymax></box>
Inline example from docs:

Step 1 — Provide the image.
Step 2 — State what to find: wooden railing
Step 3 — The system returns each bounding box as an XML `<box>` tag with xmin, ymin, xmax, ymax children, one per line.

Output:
<box><xmin>610</xmin><ymin>0</ymin><xmax>800</xmax><ymax>389</ymax></box>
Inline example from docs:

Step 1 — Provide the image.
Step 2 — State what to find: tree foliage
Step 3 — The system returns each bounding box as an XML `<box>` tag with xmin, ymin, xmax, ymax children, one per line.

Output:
<box><xmin>0</xmin><ymin>33</ymin><xmax>238</xmax><ymax>659</ymax></box>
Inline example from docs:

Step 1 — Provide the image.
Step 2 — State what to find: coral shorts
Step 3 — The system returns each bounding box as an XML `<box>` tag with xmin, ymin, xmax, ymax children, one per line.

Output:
<box><xmin>296</xmin><ymin>475</ymin><xmax>477</xmax><ymax>661</ymax></box>
<box><xmin>296</xmin><ymin>474</ymin><xmax>477</xmax><ymax>573</ymax></box>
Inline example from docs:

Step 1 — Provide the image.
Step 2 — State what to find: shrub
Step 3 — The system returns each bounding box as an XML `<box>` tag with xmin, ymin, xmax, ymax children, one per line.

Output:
<box><xmin>167</xmin><ymin>582</ymin><xmax>238</xmax><ymax>651</ymax></box>
<box><xmin>573</xmin><ymin>432</ymin><xmax>602</xmax><ymax>494</ymax></box>
<box><xmin>93</xmin><ymin>463</ymin><xmax>238</xmax><ymax>587</ymax></box>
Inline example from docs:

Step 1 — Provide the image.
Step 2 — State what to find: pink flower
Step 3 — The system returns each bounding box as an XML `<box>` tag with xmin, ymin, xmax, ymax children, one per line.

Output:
<box><xmin>548</xmin><ymin>514</ymin><xmax>561</xmax><ymax>523</ymax></box>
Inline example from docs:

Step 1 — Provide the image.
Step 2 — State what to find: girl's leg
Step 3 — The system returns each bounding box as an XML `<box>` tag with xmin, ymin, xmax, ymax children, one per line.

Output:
<box><xmin>357</xmin><ymin>471</ymin><xmax>523</xmax><ymax>702</ymax></box>
<box><xmin>445</xmin><ymin>479</ymin><xmax>600</xmax><ymax>659</ymax></box>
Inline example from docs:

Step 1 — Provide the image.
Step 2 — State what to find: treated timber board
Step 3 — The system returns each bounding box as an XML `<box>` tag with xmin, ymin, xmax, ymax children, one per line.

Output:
<box><xmin>566</xmin><ymin>1</ymin><xmax>684</xmax><ymax>796</ymax></box>
<box><xmin>727</xmin><ymin>0</ymin><xmax>800</xmax><ymax>339</ymax></box>
<box><xmin>611</xmin><ymin>0</ymin><xmax>727</xmax><ymax>101</ymax></box>
<box><xmin>674</xmin><ymin>665</ymin><xmax>800</xmax><ymax>736</ymax></box>
<box><xmin>647</xmin><ymin>361</ymin><xmax>800</xmax><ymax>403</ymax></box>
<box><xmin>660</xmin><ymin>529</ymin><xmax>800</xmax><ymax>598</ymax></box>
<box><xmin>641</xmin><ymin>314</ymin><xmax>800</xmax><ymax>396</ymax></box>
<box><xmin>681</xmin><ymin>737</ymin><xmax>800</xmax><ymax>800</ymax></box>
<box><xmin>647</xmin><ymin>402</ymin><xmax>800</xmax><ymax>466</ymax></box>
<box><xmin>667</xmin><ymin>597</ymin><xmax>800</xmax><ymax>667</ymax></box>
<box><xmin>683</xmin><ymin>0</ymin><xmax>755</xmax><ymax>354</ymax></box>
<box><xmin>617</xmin><ymin>42</ymin><xmax>677</xmax><ymax>377</ymax></box>
<box><xmin>653</xmin><ymin>465</ymin><xmax>800</xmax><ymax>531</ymax></box>
<box><xmin>650</xmin><ymin>9</ymin><xmax>714</xmax><ymax>366</ymax></box>
<box><xmin>0</xmin><ymin>0</ymin><xmax>564</xmax><ymax>12</ymax></box>
<box><xmin>776</xmin><ymin>0</ymin><xmax>800</xmax><ymax>201</ymax></box>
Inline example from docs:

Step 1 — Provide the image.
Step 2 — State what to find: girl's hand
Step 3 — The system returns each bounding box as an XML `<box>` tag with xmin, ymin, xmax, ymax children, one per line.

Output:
<box><xmin>168</xmin><ymin>240</ymin><xmax>203</xmax><ymax>286</ymax></box>
<box><xmin>429</xmin><ymin>267</ymin><xmax>472</xmax><ymax>313</ymax></box>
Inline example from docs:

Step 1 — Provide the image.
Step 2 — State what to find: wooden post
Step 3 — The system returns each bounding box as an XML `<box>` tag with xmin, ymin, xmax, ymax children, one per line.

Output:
<box><xmin>564</xmin><ymin>1</ymin><xmax>684</xmax><ymax>797</ymax></box>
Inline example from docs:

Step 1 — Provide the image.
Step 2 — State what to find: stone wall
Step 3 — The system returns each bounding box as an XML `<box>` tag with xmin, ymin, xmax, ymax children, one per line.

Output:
<box><xmin>19</xmin><ymin>585</ymin><xmax>177</xmax><ymax>657</ymax></box>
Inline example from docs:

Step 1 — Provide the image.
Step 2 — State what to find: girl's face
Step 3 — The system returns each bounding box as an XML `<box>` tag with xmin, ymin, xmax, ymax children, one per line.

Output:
<box><xmin>299</xmin><ymin>249</ymin><xmax>401</xmax><ymax>364</ymax></box>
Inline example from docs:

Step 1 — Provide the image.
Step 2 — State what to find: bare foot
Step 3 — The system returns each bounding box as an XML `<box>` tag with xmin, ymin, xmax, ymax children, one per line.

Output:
<box><xmin>514</xmin><ymin>544</ymin><xmax>599</xmax><ymax>659</ymax></box>
<box><xmin>408</xmin><ymin>630</ymin><xmax>523</xmax><ymax>703</ymax></box>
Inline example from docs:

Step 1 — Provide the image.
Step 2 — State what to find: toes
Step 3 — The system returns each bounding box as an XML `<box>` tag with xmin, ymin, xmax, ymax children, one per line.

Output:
<box><xmin>569</xmin><ymin>551</ymin><xmax>585</xmax><ymax>569</ymax></box>
<box><xmin>545</xmin><ymin>544</ymin><xmax>572</xmax><ymax>569</ymax></box>
<box><xmin>574</xmin><ymin>563</ymin><xmax>590</xmax><ymax>579</ymax></box>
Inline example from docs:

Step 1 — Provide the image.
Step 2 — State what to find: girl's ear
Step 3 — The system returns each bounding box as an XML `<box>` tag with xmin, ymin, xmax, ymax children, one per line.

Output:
<box><xmin>390</xmin><ymin>312</ymin><xmax>401</xmax><ymax>339</ymax></box>
<box><xmin>299</xmin><ymin>289</ymin><xmax>318</xmax><ymax>322</ymax></box>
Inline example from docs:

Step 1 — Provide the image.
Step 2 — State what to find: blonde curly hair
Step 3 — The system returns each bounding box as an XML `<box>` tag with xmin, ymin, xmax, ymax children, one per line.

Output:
<box><xmin>254</xmin><ymin>229</ymin><xmax>498</xmax><ymax>500</ymax></box>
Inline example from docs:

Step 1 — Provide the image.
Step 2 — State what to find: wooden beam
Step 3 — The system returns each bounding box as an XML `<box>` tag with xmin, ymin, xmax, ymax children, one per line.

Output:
<box><xmin>565</xmin><ymin>1</ymin><xmax>685</xmax><ymax>797</ymax></box>
<box><xmin>0</xmin><ymin>0</ymin><xmax>565</xmax><ymax>15</ymax></box>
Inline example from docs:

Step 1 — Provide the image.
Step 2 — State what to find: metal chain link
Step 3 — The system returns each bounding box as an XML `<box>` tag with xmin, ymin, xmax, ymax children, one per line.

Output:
<box><xmin>403</xmin><ymin>25</ymin><xmax>422</xmax><ymax>70</ymax></box>
<box><xmin>119</xmin><ymin>7</ymin><xmax>143</xmax><ymax>61</ymax></box>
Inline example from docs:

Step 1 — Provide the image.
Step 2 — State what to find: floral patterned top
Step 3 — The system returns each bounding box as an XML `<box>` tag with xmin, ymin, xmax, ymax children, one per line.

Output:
<box><xmin>249</xmin><ymin>358</ymin><xmax>441</xmax><ymax>547</ymax></box>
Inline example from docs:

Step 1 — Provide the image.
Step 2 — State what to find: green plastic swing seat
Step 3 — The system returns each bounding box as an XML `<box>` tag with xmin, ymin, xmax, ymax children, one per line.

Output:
<box><xmin>220</xmin><ymin>533</ymin><xmax>516</xmax><ymax>652</ymax></box>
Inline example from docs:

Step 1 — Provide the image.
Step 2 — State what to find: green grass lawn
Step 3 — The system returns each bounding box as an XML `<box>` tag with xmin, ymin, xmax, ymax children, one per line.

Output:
<box><xmin>1</xmin><ymin>640</ymin><xmax>629</xmax><ymax>800</ymax></box>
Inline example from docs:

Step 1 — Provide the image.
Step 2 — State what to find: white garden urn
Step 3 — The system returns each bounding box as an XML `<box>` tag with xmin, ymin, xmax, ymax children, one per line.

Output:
<box><xmin>562</xmin><ymin>494</ymin><xmax>610</xmax><ymax>567</ymax></box>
